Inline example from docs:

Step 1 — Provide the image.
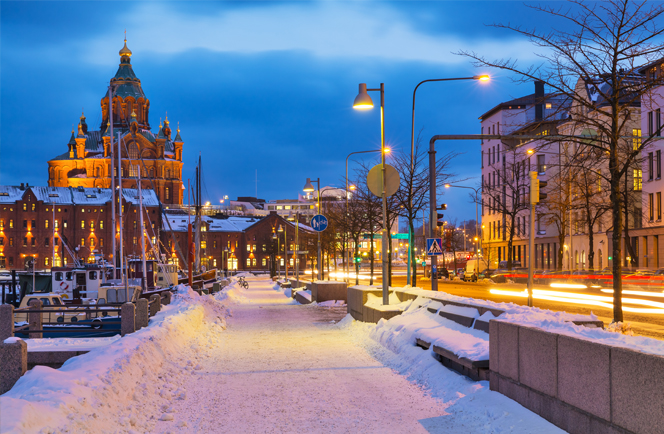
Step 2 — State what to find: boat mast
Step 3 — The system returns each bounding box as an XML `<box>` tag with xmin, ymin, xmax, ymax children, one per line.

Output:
<box><xmin>109</xmin><ymin>84</ymin><xmax>116</xmax><ymax>279</ymax></box>
<box><xmin>138</xmin><ymin>166</ymin><xmax>147</xmax><ymax>292</ymax></box>
<box><xmin>187</xmin><ymin>179</ymin><xmax>193</xmax><ymax>286</ymax></box>
<box><xmin>195</xmin><ymin>154</ymin><xmax>202</xmax><ymax>273</ymax></box>
<box><xmin>117</xmin><ymin>131</ymin><xmax>124</xmax><ymax>286</ymax></box>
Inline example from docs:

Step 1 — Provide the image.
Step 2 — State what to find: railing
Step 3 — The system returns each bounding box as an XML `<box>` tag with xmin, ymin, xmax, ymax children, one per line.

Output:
<box><xmin>13</xmin><ymin>306</ymin><xmax>122</xmax><ymax>335</ymax></box>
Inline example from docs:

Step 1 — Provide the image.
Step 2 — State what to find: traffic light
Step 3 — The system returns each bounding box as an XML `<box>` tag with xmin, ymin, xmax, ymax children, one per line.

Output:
<box><xmin>436</xmin><ymin>204</ymin><xmax>447</xmax><ymax>226</ymax></box>
<box><xmin>530</xmin><ymin>172</ymin><xmax>548</xmax><ymax>204</ymax></box>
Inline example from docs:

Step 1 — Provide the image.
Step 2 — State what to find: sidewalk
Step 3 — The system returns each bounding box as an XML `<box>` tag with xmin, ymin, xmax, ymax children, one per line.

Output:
<box><xmin>165</xmin><ymin>278</ymin><xmax>563</xmax><ymax>433</ymax></box>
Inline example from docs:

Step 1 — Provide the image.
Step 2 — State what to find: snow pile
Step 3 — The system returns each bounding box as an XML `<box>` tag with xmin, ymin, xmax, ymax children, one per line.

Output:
<box><xmin>365</xmin><ymin>292</ymin><xmax>412</xmax><ymax>312</ymax></box>
<box><xmin>406</xmin><ymin>287</ymin><xmax>664</xmax><ymax>357</ymax></box>
<box><xmin>295</xmin><ymin>289</ymin><xmax>312</xmax><ymax>302</ymax></box>
<box><xmin>317</xmin><ymin>300</ymin><xmax>346</xmax><ymax>307</ymax></box>
<box><xmin>338</xmin><ymin>315</ymin><xmax>565</xmax><ymax>433</ymax></box>
<box><xmin>371</xmin><ymin>299</ymin><xmax>489</xmax><ymax>361</ymax></box>
<box><xmin>0</xmin><ymin>284</ymin><xmax>231</xmax><ymax>434</ymax></box>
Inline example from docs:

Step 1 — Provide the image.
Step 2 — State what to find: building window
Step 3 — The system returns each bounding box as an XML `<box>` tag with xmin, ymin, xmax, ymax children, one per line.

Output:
<box><xmin>633</xmin><ymin>129</ymin><xmax>642</xmax><ymax>150</ymax></box>
<box><xmin>100</xmin><ymin>220</ymin><xmax>104</xmax><ymax>229</ymax></box>
<box><xmin>45</xmin><ymin>257</ymin><xmax>49</xmax><ymax>267</ymax></box>
<box><xmin>133</xmin><ymin>220</ymin><xmax>137</xmax><ymax>230</ymax></box>
<box><xmin>9</xmin><ymin>238</ymin><xmax>13</xmax><ymax>247</ymax></box>
<box><xmin>90</xmin><ymin>238</ymin><xmax>95</xmax><ymax>247</ymax></box>
<box><xmin>45</xmin><ymin>237</ymin><xmax>49</xmax><ymax>247</ymax></box>
<box><xmin>658</xmin><ymin>150</ymin><xmax>662</xmax><ymax>179</ymax></box>
<box><xmin>658</xmin><ymin>192</ymin><xmax>662</xmax><ymax>221</ymax></box>
<box><xmin>81</xmin><ymin>238</ymin><xmax>85</xmax><ymax>247</ymax></box>
<box><xmin>23</xmin><ymin>204</ymin><xmax>26</xmax><ymax>211</ymax></box>
<box><xmin>23</xmin><ymin>220</ymin><xmax>27</xmax><ymax>229</ymax></box>
<box><xmin>90</xmin><ymin>221</ymin><xmax>94</xmax><ymax>230</ymax></box>
<box><xmin>634</xmin><ymin>169</ymin><xmax>643</xmax><ymax>191</ymax></box>
<box><xmin>201</xmin><ymin>241</ymin><xmax>207</xmax><ymax>249</ymax></box>
<box><xmin>64</xmin><ymin>220</ymin><xmax>67</xmax><ymax>228</ymax></box>
<box><xmin>133</xmin><ymin>237</ymin><xmax>137</xmax><ymax>245</ymax></box>
<box><xmin>0</xmin><ymin>238</ymin><xmax>3</xmax><ymax>246</ymax></box>
<box><xmin>213</xmin><ymin>259</ymin><xmax>217</xmax><ymax>267</ymax></box>
<box><xmin>262</xmin><ymin>258</ymin><xmax>266</xmax><ymax>266</ymax></box>
<box><xmin>649</xmin><ymin>153</ymin><xmax>654</xmax><ymax>180</ymax></box>
<box><xmin>23</xmin><ymin>237</ymin><xmax>27</xmax><ymax>247</ymax></box>
<box><xmin>31</xmin><ymin>238</ymin><xmax>35</xmax><ymax>247</ymax></box>
<box><xmin>129</xmin><ymin>144</ymin><xmax>139</xmax><ymax>160</ymax></box>
<box><xmin>9</xmin><ymin>219</ymin><xmax>13</xmax><ymax>229</ymax></box>
<box><xmin>246</xmin><ymin>258</ymin><xmax>251</xmax><ymax>266</ymax></box>
<box><xmin>100</xmin><ymin>238</ymin><xmax>104</xmax><ymax>248</ymax></box>
<box><xmin>31</xmin><ymin>220</ymin><xmax>35</xmax><ymax>229</ymax></box>
<box><xmin>213</xmin><ymin>240</ymin><xmax>217</xmax><ymax>248</ymax></box>
<box><xmin>32</xmin><ymin>204</ymin><xmax>35</xmax><ymax>212</ymax></box>
<box><xmin>247</xmin><ymin>244</ymin><xmax>251</xmax><ymax>252</ymax></box>
<box><xmin>537</xmin><ymin>155</ymin><xmax>546</xmax><ymax>174</ymax></box>
<box><xmin>45</xmin><ymin>219</ymin><xmax>49</xmax><ymax>229</ymax></box>
<box><xmin>650</xmin><ymin>194</ymin><xmax>654</xmax><ymax>221</ymax></box>
<box><xmin>165</xmin><ymin>188</ymin><xmax>170</xmax><ymax>201</ymax></box>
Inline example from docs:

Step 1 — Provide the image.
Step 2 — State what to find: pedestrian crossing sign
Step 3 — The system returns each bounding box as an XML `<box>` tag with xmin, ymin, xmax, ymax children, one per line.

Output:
<box><xmin>426</xmin><ymin>238</ymin><xmax>443</xmax><ymax>256</ymax></box>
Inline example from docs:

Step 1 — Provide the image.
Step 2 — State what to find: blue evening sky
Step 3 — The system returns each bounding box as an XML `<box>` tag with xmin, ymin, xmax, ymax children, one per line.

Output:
<box><xmin>1</xmin><ymin>1</ymin><xmax>565</xmax><ymax>223</ymax></box>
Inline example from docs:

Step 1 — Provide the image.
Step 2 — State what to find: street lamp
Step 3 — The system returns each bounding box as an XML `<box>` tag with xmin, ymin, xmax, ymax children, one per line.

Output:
<box><xmin>410</xmin><ymin>74</ymin><xmax>489</xmax><ymax>287</ymax></box>
<box><xmin>353</xmin><ymin>82</ymin><xmax>389</xmax><ymax>305</ymax></box>
<box><xmin>344</xmin><ymin>148</ymin><xmax>389</xmax><ymax>284</ymax></box>
<box><xmin>303</xmin><ymin>178</ymin><xmax>322</xmax><ymax>281</ymax></box>
<box><xmin>445</xmin><ymin>183</ymin><xmax>481</xmax><ymax>274</ymax></box>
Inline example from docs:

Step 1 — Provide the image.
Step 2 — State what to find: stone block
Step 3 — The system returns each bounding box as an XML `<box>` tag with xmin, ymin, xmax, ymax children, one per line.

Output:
<box><xmin>121</xmin><ymin>303</ymin><xmax>135</xmax><ymax>337</ymax></box>
<box><xmin>567</xmin><ymin>409</ymin><xmax>591</xmax><ymax>434</ymax></box>
<box><xmin>518</xmin><ymin>326</ymin><xmax>557</xmax><ymax>396</ymax></box>
<box><xmin>489</xmin><ymin>370</ymin><xmax>500</xmax><ymax>392</ymax></box>
<box><xmin>558</xmin><ymin>335</ymin><xmax>610</xmax><ymax>421</ymax></box>
<box><xmin>135</xmin><ymin>299</ymin><xmax>149</xmax><ymax>330</ymax></box>
<box><xmin>489</xmin><ymin>320</ymin><xmax>500</xmax><ymax>374</ymax></box>
<box><xmin>0</xmin><ymin>340</ymin><xmax>27</xmax><ymax>394</ymax></box>
<box><xmin>162</xmin><ymin>292</ymin><xmax>172</xmax><ymax>305</ymax></box>
<box><xmin>312</xmin><ymin>282</ymin><xmax>347</xmax><ymax>302</ymax></box>
<box><xmin>611</xmin><ymin>347</ymin><xmax>664</xmax><ymax>434</ymax></box>
<box><xmin>149</xmin><ymin>294</ymin><xmax>161</xmax><ymax>317</ymax></box>
<box><xmin>28</xmin><ymin>299</ymin><xmax>43</xmax><ymax>339</ymax></box>
<box><xmin>0</xmin><ymin>304</ymin><xmax>14</xmax><ymax>341</ymax></box>
<box><xmin>27</xmin><ymin>350</ymin><xmax>88</xmax><ymax>369</ymax></box>
<box><xmin>497</xmin><ymin>322</ymin><xmax>519</xmax><ymax>381</ymax></box>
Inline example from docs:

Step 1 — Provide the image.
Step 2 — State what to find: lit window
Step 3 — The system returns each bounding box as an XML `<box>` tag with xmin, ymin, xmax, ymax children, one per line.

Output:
<box><xmin>634</xmin><ymin>169</ymin><xmax>643</xmax><ymax>191</ymax></box>
<box><xmin>100</xmin><ymin>221</ymin><xmax>104</xmax><ymax>229</ymax></box>
<box><xmin>45</xmin><ymin>219</ymin><xmax>49</xmax><ymax>229</ymax></box>
<box><xmin>633</xmin><ymin>129</ymin><xmax>642</xmax><ymax>151</ymax></box>
<box><xmin>81</xmin><ymin>238</ymin><xmax>85</xmax><ymax>247</ymax></box>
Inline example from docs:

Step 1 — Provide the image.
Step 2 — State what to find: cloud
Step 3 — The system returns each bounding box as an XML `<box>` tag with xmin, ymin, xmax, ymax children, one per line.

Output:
<box><xmin>83</xmin><ymin>2</ymin><xmax>540</xmax><ymax>66</ymax></box>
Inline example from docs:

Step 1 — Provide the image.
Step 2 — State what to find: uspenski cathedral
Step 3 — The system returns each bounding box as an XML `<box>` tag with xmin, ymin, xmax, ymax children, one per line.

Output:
<box><xmin>47</xmin><ymin>39</ymin><xmax>184</xmax><ymax>205</ymax></box>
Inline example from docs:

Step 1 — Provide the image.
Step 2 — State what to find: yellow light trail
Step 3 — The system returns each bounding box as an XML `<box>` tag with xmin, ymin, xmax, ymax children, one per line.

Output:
<box><xmin>489</xmin><ymin>288</ymin><xmax>664</xmax><ymax>314</ymax></box>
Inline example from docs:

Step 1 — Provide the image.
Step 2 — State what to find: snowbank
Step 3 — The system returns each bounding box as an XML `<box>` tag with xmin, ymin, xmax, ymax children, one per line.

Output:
<box><xmin>0</xmin><ymin>284</ymin><xmax>230</xmax><ymax>434</ymax></box>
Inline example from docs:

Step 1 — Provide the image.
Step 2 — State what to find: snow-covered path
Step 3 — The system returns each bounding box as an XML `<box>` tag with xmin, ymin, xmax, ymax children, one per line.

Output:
<box><xmin>168</xmin><ymin>278</ymin><xmax>448</xmax><ymax>433</ymax></box>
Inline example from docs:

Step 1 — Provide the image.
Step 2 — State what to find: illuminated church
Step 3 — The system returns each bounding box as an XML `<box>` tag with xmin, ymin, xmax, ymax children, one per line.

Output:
<box><xmin>48</xmin><ymin>39</ymin><xmax>184</xmax><ymax>205</ymax></box>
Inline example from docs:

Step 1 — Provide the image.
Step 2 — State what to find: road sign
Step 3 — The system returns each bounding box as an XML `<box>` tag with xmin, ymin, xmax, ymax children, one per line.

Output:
<box><xmin>310</xmin><ymin>214</ymin><xmax>328</xmax><ymax>232</ymax></box>
<box><xmin>367</xmin><ymin>164</ymin><xmax>400</xmax><ymax>197</ymax></box>
<box><xmin>426</xmin><ymin>238</ymin><xmax>443</xmax><ymax>256</ymax></box>
<box><xmin>287</xmin><ymin>251</ymin><xmax>309</xmax><ymax>255</ymax></box>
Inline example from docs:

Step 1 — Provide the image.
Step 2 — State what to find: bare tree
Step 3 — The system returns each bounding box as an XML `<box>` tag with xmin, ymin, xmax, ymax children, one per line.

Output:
<box><xmin>392</xmin><ymin>138</ymin><xmax>458</xmax><ymax>286</ymax></box>
<box><xmin>461</xmin><ymin>0</ymin><xmax>664</xmax><ymax>322</ymax></box>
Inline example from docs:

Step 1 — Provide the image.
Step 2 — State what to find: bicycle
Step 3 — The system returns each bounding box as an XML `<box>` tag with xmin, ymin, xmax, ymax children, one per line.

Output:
<box><xmin>238</xmin><ymin>276</ymin><xmax>249</xmax><ymax>289</ymax></box>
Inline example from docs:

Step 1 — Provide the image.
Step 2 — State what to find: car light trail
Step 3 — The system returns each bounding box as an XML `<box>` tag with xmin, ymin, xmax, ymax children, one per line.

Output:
<box><xmin>600</xmin><ymin>288</ymin><xmax>664</xmax><ymax>298</ymax></box>
<box><xmin>549</xmin><ymin>282</ymin><xmax>588</xmax><ymax>289</ymax></box>
<box><xmin>489</xmin><ymin>288</ymin><xmax>664</xmax><ymax>314</ymax></box>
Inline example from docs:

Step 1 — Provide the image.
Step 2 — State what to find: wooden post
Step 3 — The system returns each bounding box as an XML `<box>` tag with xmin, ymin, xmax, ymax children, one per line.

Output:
<box><xmin>28</xmin><ymin>299</ymin><xmax>42</xmax><ymax>339</ymax></box>
<box><xmin>120</xmin><ymin>302</ymin><xmax>135</xmax><ymax>336</ymax></box>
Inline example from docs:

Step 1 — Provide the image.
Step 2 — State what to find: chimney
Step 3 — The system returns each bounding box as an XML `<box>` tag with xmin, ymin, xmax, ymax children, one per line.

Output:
<box><xmin>535</xmin><ymin>80</ymin><xmax>545</xmax><ymax>122</ymax></box>
<box><xmin>20</xmin><ymin>183</ymin><xmax>25</xmax><ymax>190</ymax></box>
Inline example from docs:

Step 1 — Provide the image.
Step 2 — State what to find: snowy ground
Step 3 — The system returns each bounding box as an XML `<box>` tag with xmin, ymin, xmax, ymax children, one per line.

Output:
<box><xmin>1</xmin><ymin>278</ymin><xmax>565</xmax><ymax>433</ymax></box>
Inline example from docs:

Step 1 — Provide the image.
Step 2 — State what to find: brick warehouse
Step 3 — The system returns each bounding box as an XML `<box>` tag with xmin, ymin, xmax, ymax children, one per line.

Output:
<box><xmin>0</xmin><ymin>185</ymin><xmax>160</xmax><ymax>270</ymax></box>
<box><xmin>0</xmin><ymin>184</ymin><xmax>318</xmax><ymax>273</ymax></box>
<box><xmin>162</xmin><ymin>211</ymin><xmax>316</xmax><ymax>273</ymax></box>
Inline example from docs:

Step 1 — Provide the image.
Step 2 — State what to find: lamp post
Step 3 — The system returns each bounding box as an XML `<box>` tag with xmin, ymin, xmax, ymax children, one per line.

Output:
<box><xmin>353</xmin><ymin>83</ymin><xmax>390</xmax><ymax>305</ymax></box>
<box><xmin>223</xmin><ymin>247</ymin><xmax>228</xmax><ymax>277</ymax></box>
<box><xmin>444</xmin><ymin>183</ymin><xmax>481</xmax><ymax>274</ymax></box>
<box><xmin>303</xmin><ymin>177</ymin><xmax>322</xmax><ymax>281</ymax></box>
<box><xmin>409</xmin><ymin>75</ymin><xmax>489</xmax><ymax>286</ymax></box>
<box><xmin>345</xmin><ymin>148</ymin><xmax>390</xmax><ymax>283</ymax></box>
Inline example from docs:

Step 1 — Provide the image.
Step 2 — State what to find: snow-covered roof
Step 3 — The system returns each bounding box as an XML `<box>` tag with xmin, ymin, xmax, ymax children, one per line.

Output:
<box><xmin>0</xmin><ymin>186</ymin><xmax>26</xmax><ymax>204</ymax></box>
<box><xmin>0</xmin><ymin>185</ymin><xmax>161</xmax><ymax>207</ymax></box>
<box><xmin>162</xmin><ymin>213</ymin><xmax>261</xmax><ymax>233</ymax></box>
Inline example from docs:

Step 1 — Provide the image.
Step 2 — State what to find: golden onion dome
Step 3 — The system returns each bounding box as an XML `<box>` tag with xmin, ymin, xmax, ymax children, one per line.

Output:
<box><xmin>119</xmin><ymin>39</ymin><xmax>132</xmax><ymax>58</ymax></box>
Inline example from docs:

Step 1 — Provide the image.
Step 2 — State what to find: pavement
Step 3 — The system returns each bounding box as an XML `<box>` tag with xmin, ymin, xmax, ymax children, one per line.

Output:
<box><xmin>168</xmin><ymin>278</ymin><xmax>449</xmax><ymax>433</ymax></box>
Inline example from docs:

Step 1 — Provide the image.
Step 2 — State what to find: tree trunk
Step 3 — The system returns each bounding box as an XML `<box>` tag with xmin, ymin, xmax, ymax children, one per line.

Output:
<box><xmin>354</xmin><ymin>238</ymin><xmax>360</xmax><ymax>286</ymax></box>
<box><xmin>611</xmin><ymin>175</ymin><xmax>623</xmax><ymax>323</ymax></box>
<box><xmin>557</xmin><ymin>233</ymin><xmax>565</xmax><ymax>271</ymax></box>
<box><xmin>623</xmin><ymin>175</ymin><xmax>637</xmax><ymax>268</ymax></box>
<box><xmin>587</xmin><ymin>215</ymin><xmax>595</xmax><ymax>271</ymax></box>
<box><xmin>410</xmin><ymin>219</ymin><xmax>417</xmax><ymax>287</ymax></box>
<box><xmin>370</xmin><ymin>234</ymin><xmax>375</xmax><ymax>286</ymax></box>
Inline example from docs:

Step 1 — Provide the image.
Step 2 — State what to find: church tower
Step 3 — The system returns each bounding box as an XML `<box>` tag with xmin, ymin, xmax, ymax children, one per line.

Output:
<box><xmin>47</xmin><ymin>39</ymin><xmax>184</xmax><ymax>205</ymax></box>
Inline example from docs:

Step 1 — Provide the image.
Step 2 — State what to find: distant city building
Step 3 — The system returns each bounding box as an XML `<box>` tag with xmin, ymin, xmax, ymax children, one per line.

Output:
<box><xmin>47</xmin><ymin>39</ymin><xmax>185</xmax><ymax>205</ymax></box>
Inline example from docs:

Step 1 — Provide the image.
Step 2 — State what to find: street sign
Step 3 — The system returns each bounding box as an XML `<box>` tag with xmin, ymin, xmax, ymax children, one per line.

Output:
<box><xmin>310</xmin><ymin>214</ymin><xmax>328</xmax><ymax>232</ymax></box>
<box><xmin>367</xmin><ymin>164</ymin><xmax>400</xmax><ymax>197</ymax></box>
<box><xmin>426</xmin><ymin>238</ymin><xmax>443</xmax><ymax>256</ymax></box>
<box><xmin>287</xmin><ymin>250</ymin><xmax>309</xmax><ymax>255</ymax></box>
